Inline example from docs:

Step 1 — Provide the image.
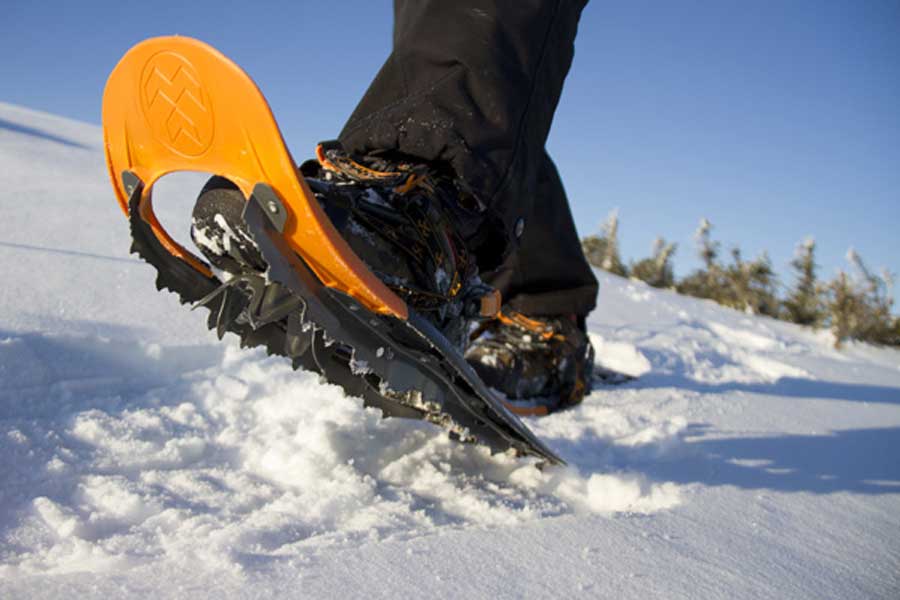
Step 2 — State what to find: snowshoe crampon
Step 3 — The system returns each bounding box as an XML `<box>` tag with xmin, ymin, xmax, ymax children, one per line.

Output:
<box><xmin>102</xmin><ymin>36</ymin><xmax>562</xmax><ymax>464</ymax></box>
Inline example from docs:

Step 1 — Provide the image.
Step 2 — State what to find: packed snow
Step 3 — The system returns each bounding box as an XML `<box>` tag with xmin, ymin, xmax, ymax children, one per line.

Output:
<box><xmin>1</xmin><ymin>102</ymin><xmax>899</xmax><ymax>598</ymax></box>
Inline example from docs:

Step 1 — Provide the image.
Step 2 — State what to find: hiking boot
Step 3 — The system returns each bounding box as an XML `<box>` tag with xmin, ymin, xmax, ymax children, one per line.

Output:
<box><xmin>190</xmin><ymin>141</ymin><xmax>495</xmax><ymax>352</ymax></box>
<box><xmin>465</xmin><ymin>311</ymin><xmax>594</xmax><ymax>415</ymax></box>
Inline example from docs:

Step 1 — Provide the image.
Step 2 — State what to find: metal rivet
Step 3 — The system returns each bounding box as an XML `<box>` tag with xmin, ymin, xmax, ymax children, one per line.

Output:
<box><xmin>514</xmin><ymin>217</ymin><xmax>525</xmax><ymax>238</ymax></box>
<box><xmin>267</xmin><ymin>200</ymin><xmax>280</xmax><ymax>214</ymax></box>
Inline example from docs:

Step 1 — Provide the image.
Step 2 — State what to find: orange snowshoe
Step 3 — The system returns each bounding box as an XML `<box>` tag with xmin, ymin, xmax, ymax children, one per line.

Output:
<box><xmin>102</xmin><ymin>36</ymin><xmax>562</xmax><ymax>464</ymax></box>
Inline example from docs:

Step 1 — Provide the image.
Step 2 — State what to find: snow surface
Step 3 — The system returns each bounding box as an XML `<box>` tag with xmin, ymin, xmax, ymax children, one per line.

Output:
<box><xmin>1</xmin><ymin>102</ymin><xmax>899</xmax><ymax>598</ymax></box>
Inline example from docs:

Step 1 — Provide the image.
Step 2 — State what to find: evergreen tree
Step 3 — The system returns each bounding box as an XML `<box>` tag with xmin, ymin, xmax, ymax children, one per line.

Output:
<box><xmin>826</xmin><ymin>249</ymin><xmax>898</xmax><ymax>348</ymax></box>
<box><xmin>677</xmin><ymin>218</ymin><xmax>724</xmax><ymax>300</ymax></box>
<box><xmin>743</xmin><ymin>251</ymin><xmax>779</xmax><ymax>317</ymax></box>
<box><xmin>782</xmin><ymin>237</ymin><xmax>825</xmax><ymax>326</ymax></box>
<box><xmin>580</xmin><ymin>234</ymin><xmax>607</xmax><ymax>269</ymax></box>
<box><xmin>827</xmin><ymin>270</ymin><xmax>861</xmax><ymax>348</ymax></box>
<box><xmin>722</xmin><ymin>247</ymin><xmax>747</xmax><ymax>309</ymax></box>
<box><xmin>717</xmin><ymin>248</ymin><xmax>778</xmax><ymax>316</ymax></box>
<box><xmin>696</xmin><ymin>218</ymin><xmax>719</xmax><ymax>272</ymax></box>
<box><xmin>846</xmin><ymin>250</ymin><xmax>896</xmax><ymax>345</ymax></box>
<box><xmin>580</xmin><ymin>210</ymin><xmax>627</xmax><ymax>276</ymax></box>
<box><xmin>600</xmin><ymin>209</ymin><xmax>627</xmax><ymax>276</ymax></box>
<box><xmin>631</xmin><ymin>237</ymin><xmax>677</xmax><ymax>288</ymax></box>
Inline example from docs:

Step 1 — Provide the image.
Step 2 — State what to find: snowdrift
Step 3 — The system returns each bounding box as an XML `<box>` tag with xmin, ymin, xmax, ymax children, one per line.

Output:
<box><xmin>1</xmin><ymin>103</ymin><xmax>898</xmax><ymax>598</ymax></box>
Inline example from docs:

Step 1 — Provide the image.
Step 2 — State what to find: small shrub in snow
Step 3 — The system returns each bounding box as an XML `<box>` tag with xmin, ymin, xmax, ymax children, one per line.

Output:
<box><xmin>630</xmin><ymin>237</ymin><xmax>677</xmax><ymax>289</ymax></box>
<box><xmin>677</xmin><ymin>219</ymin><xmax>729</xmax><ymax>304</ymax></box>
<box><xmin>582</xmin><ymin>210</ymin><xmax>627</xmax><ymax>277</ymax></box>
<box><xmin>782</xmin><ymin>238</ymin><xmax>825</xmax><ymax>327</ymax></box>
<box><xmin>827</xmin><ymin>250</ymin><xmax>898</xmax><ymax>348</ymax></box>
<box><xmin>579</xmin><ymin>216</ymin><xmax>898</xmax><ymax>348</ymax></box>
<box><xmin>723</xmin><ymin>248</ymin><xmax>780</xmax><ymax>318</ymax></box>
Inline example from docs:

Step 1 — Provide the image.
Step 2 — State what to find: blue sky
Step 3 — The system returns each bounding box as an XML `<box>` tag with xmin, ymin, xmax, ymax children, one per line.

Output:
<box><xmin>3</xmin><ymin>0</ymin><xmax>898</xmax><ymax>297</ymax></box>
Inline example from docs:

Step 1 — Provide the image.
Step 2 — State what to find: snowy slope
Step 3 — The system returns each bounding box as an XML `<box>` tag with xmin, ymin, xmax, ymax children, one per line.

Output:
<box><xmin>1</xmin><ymin>102</ymin><xmax>899</xmax><ymax>598</ymax></box>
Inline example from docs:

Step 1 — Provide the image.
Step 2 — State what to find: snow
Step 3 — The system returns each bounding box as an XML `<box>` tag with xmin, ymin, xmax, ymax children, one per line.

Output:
<box><xmin>1</xmin><ymin>102</ymin><xmax>899</xmax><ymax>598</ymax></box>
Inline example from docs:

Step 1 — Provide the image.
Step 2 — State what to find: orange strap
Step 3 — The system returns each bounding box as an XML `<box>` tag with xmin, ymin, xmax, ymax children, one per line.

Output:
<box><xmin>497</xmin><ymin>311</ymin><xmax>559</xmax><ymax>341</ymax></box>
<box><xmin>316</xmin><ymin>143</ymin><xmax>404</xmax><ymax>181</ymax></box>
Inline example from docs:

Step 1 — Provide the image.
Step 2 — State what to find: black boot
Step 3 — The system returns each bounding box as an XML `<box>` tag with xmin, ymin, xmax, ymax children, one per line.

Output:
<box><xmin>465</xmin><ymin>311</ymin><xmax>594</xmax><ymax>415</ymax></box>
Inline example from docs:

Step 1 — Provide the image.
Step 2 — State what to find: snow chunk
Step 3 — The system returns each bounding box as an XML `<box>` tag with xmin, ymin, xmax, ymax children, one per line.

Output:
<box><xmin>589</xmin><ymin>333</ymin><xmax>652</xmax><ymax>377</ymax></box>
<box><xmin>7</xmin><ymin>429</ymin><xmax>29</xmax><ymax>445</ymax></box>
<box><xmin>33</xmin><ymin>497</ymin><xmax>82</xmax><ymax>539</ymax></box>
<box><xmin>190</xmin><ymin>224</ymin><xmax>224</xmax><ymax>256</ymax></box>
<box><xmin>509</xmin><ymin>466</ymin><xmax>680</xmax><ymax>515</ymax></box>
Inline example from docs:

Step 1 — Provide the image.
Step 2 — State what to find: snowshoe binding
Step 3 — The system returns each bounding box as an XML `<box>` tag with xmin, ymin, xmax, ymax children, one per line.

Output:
<box><xmin>102</xmin><ymin>36</ymin><xmax>563</xmax><ymax>463</ymax></box>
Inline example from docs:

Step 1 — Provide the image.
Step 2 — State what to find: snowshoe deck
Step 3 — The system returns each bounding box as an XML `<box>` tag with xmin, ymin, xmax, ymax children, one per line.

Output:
<box><xmin>103</xmin><ymin>37</ymin><xmax>563</xmax><ymax>464</ymax></box>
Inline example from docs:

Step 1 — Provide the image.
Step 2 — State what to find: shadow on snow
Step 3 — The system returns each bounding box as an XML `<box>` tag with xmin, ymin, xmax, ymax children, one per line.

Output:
<box><xmin>647</xmin><ymin>423</ymin><xmax>900</xmax><ymax>495</ymax></box>
<box><xmin>637</xmin><ymin>370</ymin><xmax>900</xmax><ymax>407</ymax></box>
<box><xmin>0</xmin><ymin>324</ymin><xmax>224</xmax><ymax>419</ymax></box>
<box><xmin>577</xmin><ymin>368</ymin><xmax>900</xmax><ymax>494</ymax></box>
<box><xmin>0</xmin><ymin>117</ymin><xmax>91</xmax><ymax>150</ymax></box>
<box><xmin>0</xmin><ymin>241</ymin><xmax>139</xmax><ymax>265</ymax></box>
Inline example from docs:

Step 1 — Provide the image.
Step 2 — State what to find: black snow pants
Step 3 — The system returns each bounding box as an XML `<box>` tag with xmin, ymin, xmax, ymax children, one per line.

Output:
<box><xmin>339</xmin><ymin>0</ymin><xmax>598</xmax><ymax>318</ymax></box>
